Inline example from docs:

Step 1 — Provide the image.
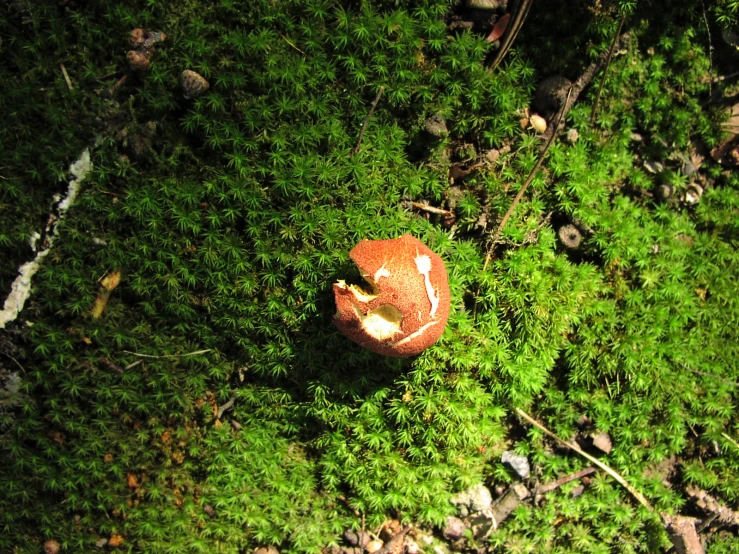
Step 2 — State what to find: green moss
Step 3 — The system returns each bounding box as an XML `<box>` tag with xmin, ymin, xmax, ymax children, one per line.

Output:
<box><xmin>1</xmin><ymin>0</ymin><xmax>738</xmax><ymax>552</ymax></box>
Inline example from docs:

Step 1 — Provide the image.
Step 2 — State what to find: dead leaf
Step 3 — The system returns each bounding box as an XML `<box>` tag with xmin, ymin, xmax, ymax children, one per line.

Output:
<box><xmin>108</xmin><ymin>533</ymin><xmax>124</xmax><ymax>547</ymax></box>
<box><xmin>486</xmin><ymin>13</ymin><xmax>510</xmax><ymax>42</ymax></box>
<box><xmin>91</xmin><ymin>270</ymin><xmax>122</xmax><ymax>319</ymax></box>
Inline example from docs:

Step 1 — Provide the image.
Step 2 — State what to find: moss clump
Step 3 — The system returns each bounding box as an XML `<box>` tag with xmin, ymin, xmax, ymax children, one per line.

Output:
<box><xmin>1</xmin><ymin>0</ymin><xmax>738</xmax><ymax>552</ymax></box>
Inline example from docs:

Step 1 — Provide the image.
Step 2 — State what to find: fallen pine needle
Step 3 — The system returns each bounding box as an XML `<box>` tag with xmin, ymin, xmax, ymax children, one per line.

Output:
<box><xmin>515</xmin><ymin>407</ymin><xmax>653</xmax><ymax>512</ymax></box>
<box><xmin>123</xmin><ymin>349</ymin><xmax>212</xmax><ymax>359</ymax></box>
<box><xmin>60</xmin><ymin>63</ymin><xmax>73</xmax><ymax>90</ymax></box>
<box><xmin>721</xmin><ymin>432</ymin><xmax>739</xmax><ymax>451</ymax></box>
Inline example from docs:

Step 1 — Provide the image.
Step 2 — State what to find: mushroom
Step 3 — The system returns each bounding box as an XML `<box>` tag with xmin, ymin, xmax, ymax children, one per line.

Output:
<box><xmin>333</xmin><ymin>235</ymin><xmax>451</xmax><ymax>357</ymax></box>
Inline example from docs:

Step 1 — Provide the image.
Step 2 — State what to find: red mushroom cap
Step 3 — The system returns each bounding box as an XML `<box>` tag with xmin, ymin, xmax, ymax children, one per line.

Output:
<box><xmin>333</xmin><ymin>234</ymin><xmax>451</xmax><ymax>357</ymax></box>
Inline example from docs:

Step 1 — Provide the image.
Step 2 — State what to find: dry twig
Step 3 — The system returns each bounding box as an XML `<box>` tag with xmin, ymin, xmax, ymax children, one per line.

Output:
<box><xmin>351</xmin><ymin>86</ymin><xmax>385</xmax><ymax>156</ymax></box>
<box><xmin>590</xmin><ymin>12</ymin><xmax>627</xmax><ymax>124</ymax></box>
<box><xmin>405</xmin><ymin>201</ymin><xmax>453</xmax><ymax>216</ymax></box>
<box><xmin>484</xmin><ymin>0</ymin><xmax>534</xmax><ymax>71</ymax></box>
<box><xmin>543</xmin><ymin>32</ymin><xmax>630</xmax><ymax>143</ymax></box>
<box><xmin>515</xmin><ymin>407</ymin><xmax>653</xmax><ymax>511</ymax></box>
<box><xmin>123</xmin><ymin>349</ymin><xmax>212</xmax><ymax>359</ymax></box>
<box><xmin>535</xmin><ymin>467</ymin><xmax>597</xmax><ymax>495</ymax></box>
<box><xmin>482</xmin><ymin>88</ymin><xmax>571</xmax><ymax>271</ymax></box>
<box><xmin>216</xmin><ymin>394</ymin><xmax>236</xmax><ymax>419</ymax></box>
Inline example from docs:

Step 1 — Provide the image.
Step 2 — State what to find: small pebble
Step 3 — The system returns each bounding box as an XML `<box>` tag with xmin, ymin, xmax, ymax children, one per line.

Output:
<box><xmin>530</xmin><ymin>114</ymin><xmax>547</xmax><ymax>134</ymax></box>
<box><xmin>502</xmin><ymin>451</ymin><xmax>530</xmax><ymax>478</ymax></box>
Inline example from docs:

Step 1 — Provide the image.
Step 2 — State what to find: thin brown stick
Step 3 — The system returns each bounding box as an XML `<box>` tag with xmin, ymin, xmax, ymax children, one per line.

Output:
<box><xmin>98</xmin><ymin>357</ymin><xmax>124</xmax><ymax>375</ymax></box>
<box><xmin>101</xmin><ymin>73</ymin><xmax>129</xmax><ymax>98</ymax></box>
<box><xmin>679</xmin><ymin>363</ymin><xmax>738</xmax><ymax>387</ymax></box>
<box><xmin>482</xmin><ymin>87</ymin><xmax>571</xmax><ymax>271</ymax></box>
<box><xmin>408</xmin><ymin>201</ymin><xmax>453</xmax><ymax>216</ymax></box>
<box><xmin>535</xmin><ymin>467</ymin><xmax>597</xmax><ymax>495</ymax></box>
<box><xmin>1</xmin><ymin>351</ymin><xmax>26</xmax><ymax>372</ymax></box>
<box><xmin>590</xmin><ymin>12</ymin><xmax>627</xmax><ymax>124</ymax></box>
<box><xmin>98</xmin><ymin>70</ymin><xmax>121</xmax><ymax>81</ymax></box>
<box><xmin>351</xmin><ymin>86</ymin><xmax>385</xmax><ymax>155</ymax></box>
<box><xmin>485</xmin><ymin>0</ymin><xmax>534</xmax><ymax>71</ymax></box>
<box><xmin>216</xmin><ymin>394</ymin><xmax>236</xmax><ymax>419</ymax></box>
<box><xmin>123</xmin><ymin>348</ymin><xmax>212</xmax><ymax>359</ymax></box>
<box><xmin>516</xmin><ymin>407</ymin><xmax>653</xmax><ymax>511</ymax></box>
<box><xmin>60</xmin><ymin>63</ymin><xmax>74</xmax><ymax>90</ymax></box>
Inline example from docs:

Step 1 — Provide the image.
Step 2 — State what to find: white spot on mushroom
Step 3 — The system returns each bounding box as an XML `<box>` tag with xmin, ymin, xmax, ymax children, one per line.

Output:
<box><xmin>391</xmin><ymin>320</ymin><xmax>440</xmax><ymax>347</ymax></box>
<box><xmin>414</xmin><ymin>254</ymin><xmax>439</xmax><ymax>318</ymax></box>
<box><xmin>374</xmin><ymin>264</ymin><xmax>391</xmax><ymax>282</ymax></box>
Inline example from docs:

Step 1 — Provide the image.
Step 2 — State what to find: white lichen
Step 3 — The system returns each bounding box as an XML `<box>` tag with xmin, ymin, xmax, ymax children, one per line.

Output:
<box><xmin>0</xmin><ymin>148</ymin><xmax>92</xmax><ymax>329</ymax></box>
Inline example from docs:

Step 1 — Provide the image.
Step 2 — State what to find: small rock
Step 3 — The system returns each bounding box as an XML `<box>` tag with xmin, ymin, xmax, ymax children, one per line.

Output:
<box><xmin>566</xmin><ymin>128</ymin><xmax>579</xmax><ymax>143</ymax></box>
<box><xmin>558</xmin><ymin>224</ymin><xmax>582</xmax><ymax>249</ymax></box>
<box><xmin>44</xmin><ymin>539</ymin><xmax>61</xmax><ymax>554</ymax></box>
<box><xmin>484</xmin><ymin>149</ymin><xmax>500</xmax><ymax>163</ymax></box>
<box><xmin>533</xmin><ymin>76</ymin><xmax>573</xmax><ymax>115</ymax></box>
<box><xmin>95</xmin><ymin>538</ymin><xmax>108</xmax><ymax>548</ymax></box>
<box><xmin>343</xmin><ymin>529</ymin><xmax>370</xmax><ymax>548</ymax></box>
<box><xmin>466</xmin><ymin>0</ymin><xmax>507</xmax><ymax>9</ymax></box>
<box><xmin>502</xmin><ymin>450</ymin><xmax>530</xmax><ymax>478</ymax></box>
<box><xmin>530</xmin><ymin>114</ymin><xmax>547</xmax><ymax>134</ymax></box>
<box><xmin>405</xmin><ymin>537</ymin><xmax>420</xmax><ymax>554</ymax></box>
<box><xmin>591</xmin><ymin>431</ymin><xmax>613</xmax><ymax>454</ymax></box>
<box><xmin>366</xmin><ymin>539</ymin><xmax>383</xmax><ymax>553</ymax></box>
<box><xmin>571</xmin><ymin>485</ymin><xmax>585</xmax><ymax>497</ymax></box>
<box><xmin>656</xmin><ymin>184</ymin><xmax>673</xmax><ymax>201</ymax></box>
<box><xmin>451</xmin><ymin>483</ymin><xmax>493</xmax><ymax>514</ymax></box>
<box><xmin>181</xmin><ymin>69</ymin><xmax>210</xmax><ymax>99</ymax></box>
<box><xmin>254</xmin><ymin>546</ymin><xmax>280</xmax><ymax>554</ymax></box>
<box><xmin>685</xmin><ymin>183</ymin><xmax>703</xmax><ymax>204</ymax></box>
<box><xmin>643</xmin><ymin>159</ymin><xmax>665</xmax><ymax>174</ymax></box>
<box><xmin>442</xmin><ymin>516</ymin><xmax>466</xmax><ymax>540</ymax></box>
<box><xmin>424</xmin><ymin>114</ymin><xmax>448</xmax><ymax>137</ymax></box>
<box><xmin>380</xmin><ymin>520</ymin><xmax>400</xmax><ymax>541</ymax></box>
<box><xmin>448</xmin><ymin>19</ymin><xmax>475</xmax><ymax>32</ymax></box>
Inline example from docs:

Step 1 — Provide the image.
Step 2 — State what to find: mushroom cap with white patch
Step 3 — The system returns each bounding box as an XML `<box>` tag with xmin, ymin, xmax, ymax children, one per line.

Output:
<box><xmin>333</xmin><ymin>234</ymin><xmax>451</xmax><ymax>357</ymax></box>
